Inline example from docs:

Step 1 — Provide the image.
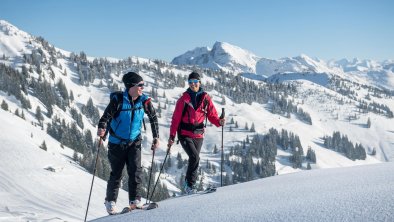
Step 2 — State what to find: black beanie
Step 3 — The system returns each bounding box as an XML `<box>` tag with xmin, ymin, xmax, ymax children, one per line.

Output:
<box><xmin>122</xmin><ymin>72</ymin><xmax>143</xmax><ymax>88</ymax></box>
<box><xmin>188</xmin><ymin>72</ymin><xmax>201</xmax><ymax>80</ymax></box>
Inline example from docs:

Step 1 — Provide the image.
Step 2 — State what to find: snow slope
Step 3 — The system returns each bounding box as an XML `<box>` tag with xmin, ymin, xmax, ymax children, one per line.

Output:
<box><xmin>0</xmin><ymin>20</ymin><xmax>33</xmax><ymax>58</ymax></box>
<box><xmin>93</xmin><ymin>161</ymin><xmax>394</xmax><ymax>222</ymax></box>
<box><xmin>0</xmin><ymin>108</ymin><xmax>128</xmax><ymax>221</ymax></box>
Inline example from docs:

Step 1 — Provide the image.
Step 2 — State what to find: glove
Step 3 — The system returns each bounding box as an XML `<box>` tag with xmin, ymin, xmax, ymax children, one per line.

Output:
<box><xmin>97</xmin><ymin>128</ymin><xmax>106</xmax><ymax>137</ymax></box>
<box><xmin>151</xmin><ymin>138</ymin><xmax>159</xmax><ymax>150</ymax></box>
<box><xmin>168</xmin><ymin>135</ymin><xmax>175</xmax><ymax>147</ymax></box>
<box><xmin>219</xmin><ymin>118</ymin><xmax>226</xmax><ymax>126</ymax></box>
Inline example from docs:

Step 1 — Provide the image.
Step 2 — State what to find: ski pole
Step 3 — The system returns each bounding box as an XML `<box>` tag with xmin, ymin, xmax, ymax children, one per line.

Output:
<box><xmin>220</xmin><ymin>108</ymin><xmax>225</xmax><ymax>187</ymax></box>
<box><xmin>146</xmin><ymin>145</ymin><xmax>156</xmax><ymax>205</ymax></box>
<box><xmin>84</xmin><ymin>137</ymin><xmax>102</xmax><ymax>222</ymax></box>
<box><xmin>149</xmin><ymin>144</ymin><xmax>171</xmax><ymax>203</ymax></box>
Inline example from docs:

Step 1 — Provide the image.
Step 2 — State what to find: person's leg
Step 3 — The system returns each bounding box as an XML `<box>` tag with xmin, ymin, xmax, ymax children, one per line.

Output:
<box><xmin>180</xmin><ymin>137</ymin><xmax>203</xmax><ymax>187</ymax></box>
<box><xmin>106</xmin><ymin>143</ymin><xmax>127</xmax><ymax>202</ymax></box>
<box><xmin>126</xmin><ymin>141</ymin><xmax>142</xmax><ymax>206</ymax></box>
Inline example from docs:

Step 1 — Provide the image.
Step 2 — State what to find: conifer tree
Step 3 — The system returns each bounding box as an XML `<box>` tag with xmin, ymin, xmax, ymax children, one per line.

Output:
<box><xmin>69</xmin><ymin>90</ymin><xmax>74</xmax><ymax>101</ymax></box>
<box><xmin>47</xmin><ymin>105</ymin><xmax>53</xmax><ymax>118</ymax></box>
<box><xmin>1</xmin><ymin>100</ymin><xmax>8</xmax><ymax>111</ymax></box>
<box><xmin>73</xmin><ymin>151</ymin><xmax>79</xmax><ymax>161</ymax></box>
<box><xmin>197</xmin><ymin>174</ymin><xmax>205</xmax><ymax>191</ymax></box>
<box><xmin>179</xmin><ymin>174</ymin><xmax>186</xmax><ymax>193</ymax></box>
<box><xmin>165</xmin><ymin>155</ymin><xmax>172</xmax><ymax>170</ymax></box>
<box><xmin>371</xmin><ymin>147</ymin><xmax>376</xmax><ymax>155</ymax></box>
<box><xmin>306</xmin><ymin>146</ymin><xmax>316</xmax><ymax>163</ymax></box>
<box><xmin>213</xmin><ymin>144</ymin><xmax>218</xmax><ymax>154</ymax></box>
<box><xmin>224</xmin><ymin>174</ymin><xmax>231</xmax><ymax>186</ymax></box>
<box><xmin>290</xmin><ymin>146</ymin><xmax>303</xmax><ymax>169</ymax></box>
<box><xmin>221</xmin><ymin>96</ymin><xmax>226</xmax><ymax>105</ymax></box>
<box><xmin>177</xmin><ymin>152</ymin><xmax>184</xmax><ymax>169</ymax></box>
<box><xmin>250</xmin><ymin>123</ymin><xmax>255</xmax><ymax>132</ymax></box>
<box><xmin>14</xmin><ymin>108</ymin><xmax>20</xmax><ymax>117</ymax></box>
<box><xmin>40</xmin><ymin>140</ymin><xmax>47</xmax><ymax>151</ymax></box>
<box><xmin>35</xmin><ymin>106</ymin><xmax>44</xmax><ymax>124</ymax></box>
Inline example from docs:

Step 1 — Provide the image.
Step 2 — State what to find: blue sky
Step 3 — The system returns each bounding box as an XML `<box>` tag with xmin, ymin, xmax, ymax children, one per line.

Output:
<box><xmin>2</xmin><ymin>0</ymin><xmax>393</xmax><ymax>62</ymax></box>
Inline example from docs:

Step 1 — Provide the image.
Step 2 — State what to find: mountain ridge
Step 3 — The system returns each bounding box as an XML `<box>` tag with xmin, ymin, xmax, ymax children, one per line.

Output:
<box><xmin>172</xmin><ymin>40</ymin><xmax>394</xmax><ymax>91</ymax></box>
<box><xmin>172</xmin><ymin>41</ymin><xmax>261</xmax><ymax>74</ymax></box>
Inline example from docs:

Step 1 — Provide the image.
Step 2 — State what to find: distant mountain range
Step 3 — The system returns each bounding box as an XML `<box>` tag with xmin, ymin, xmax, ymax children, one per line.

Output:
<box><xmin>171</xmin><ymin>41</ymin><xmax>394</xmax><ymax>90</ymax></box>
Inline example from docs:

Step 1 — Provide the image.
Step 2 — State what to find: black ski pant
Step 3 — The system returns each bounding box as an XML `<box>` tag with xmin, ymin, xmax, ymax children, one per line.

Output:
<box><xmin>106</xmin><ymin>140</ymin><xmax>142</xmax><ymax>203</ymax></box>
<box><xmin>179</xmin><ymin>137</ymin><xmax>203</xmax><ymax>187</ymax></box>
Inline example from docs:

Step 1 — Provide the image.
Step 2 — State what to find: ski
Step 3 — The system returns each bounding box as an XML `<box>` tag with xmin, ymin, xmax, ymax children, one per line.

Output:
<box><xmin>111</xmin><ymin>202</ymin><xmax>158</xmax><ymax>215</ymax></box>
<box><xmin>199</xmin><ymin>186</ymin><xmax>217</xmax><ymax>194</ymax></box>
<box><xmin>175</xmin><ymin>186</ymin><xmax>217</xmax><ymax>198</ymax></box>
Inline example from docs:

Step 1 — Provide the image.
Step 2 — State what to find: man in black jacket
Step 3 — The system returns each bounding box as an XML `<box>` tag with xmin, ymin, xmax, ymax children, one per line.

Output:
<box><xmin>97</xmin><ymin>72</ymin><xmax>159</xmax><ymax>214</ymax></box>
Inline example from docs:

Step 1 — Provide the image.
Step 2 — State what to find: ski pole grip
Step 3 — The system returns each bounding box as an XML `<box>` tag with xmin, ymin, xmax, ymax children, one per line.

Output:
<box><xmin>167</xmin><ymin>144</ymin><xmax>172</xmax><ymax>153</ymax></box>
<box><xmin>220</xmin><ymin>108</ymin><xmax>225</xmax><ymax>119</ymax></box>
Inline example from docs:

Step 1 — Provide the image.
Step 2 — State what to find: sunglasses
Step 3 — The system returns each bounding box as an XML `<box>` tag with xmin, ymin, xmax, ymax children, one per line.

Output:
<box><xmin>132</xmin><ymin>83</ymin><xmax>144</xmax><ymax>87</ymax></box>
<box><xmin>188</xmin><ymin>79</ymin><xmax>199</xmax><ymax>84</ymax></box>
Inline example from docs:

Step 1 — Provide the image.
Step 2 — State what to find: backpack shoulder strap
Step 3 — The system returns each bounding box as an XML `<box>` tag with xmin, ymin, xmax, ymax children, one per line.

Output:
<box><xmin>202</xmin><ymin>92</ymin><xmax>209</xmax><ymax>127</ymax></box>
<box><xmin>181</xmin><ymin>101</ymin><xmax>188</xmax><ymax>119</ymax></box>
<box><xmin>203</xmin><ymin>93</ymin><xmax>209</xmax><ymax>109</ymax></box>
<box><xmin>110</xmin><ymin>91</ymin><xmax>123</xmax><ymax>119</ymax></box>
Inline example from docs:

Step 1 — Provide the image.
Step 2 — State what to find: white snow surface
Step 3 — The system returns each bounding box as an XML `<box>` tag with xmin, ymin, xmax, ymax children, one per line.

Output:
<box><xmin>0</xmin><ymin>108</ymin><xmax>128</xmax><ymax>221</ymax></box>
<box><xmin>93</xmin><ymin>162</ymin><xmax>394</xmax><ymax>222</ymax></box>
<box><xmin>0</xmin><ymin>20</ymin><xmax>32</xmax><ymax>58</ymax></box>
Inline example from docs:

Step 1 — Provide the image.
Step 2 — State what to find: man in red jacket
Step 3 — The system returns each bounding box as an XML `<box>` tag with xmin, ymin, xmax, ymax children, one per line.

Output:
<box><xmin>168</xmin><ymin>72</ymin><xmax>225</xmax><ymax>194</ymax></box>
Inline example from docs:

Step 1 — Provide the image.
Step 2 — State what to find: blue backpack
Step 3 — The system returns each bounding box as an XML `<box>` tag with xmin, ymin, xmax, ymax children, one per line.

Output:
<box><xmin>108</xmin><ymin>91</ymin><xmax>147</xmax><ymax>143</ymax></box>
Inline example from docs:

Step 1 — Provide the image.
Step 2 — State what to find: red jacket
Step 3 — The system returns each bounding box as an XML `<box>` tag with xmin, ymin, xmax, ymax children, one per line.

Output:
<box><xmin>170</xmin><ymin>91</ymin><xmax>221</xmax><ymax>139</ymax></box>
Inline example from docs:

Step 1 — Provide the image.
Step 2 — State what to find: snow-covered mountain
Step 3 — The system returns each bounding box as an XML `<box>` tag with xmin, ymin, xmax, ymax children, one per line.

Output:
<box><xmin>173</xmin><ymin>42</ymin><xmax>394</xmax><ymax>91</ymax></box>
<box><xmin>1</xmin><ymin>19</ymin><xmax>394</xmax><ymax>221</ymax></box>
<box><xmin>256</xmin><ymin>54</ymin><xmax>341</xmax><ymax>77</ymax></box>
<box><xmin>327</xmin><ymin>58</ymin><xmax>394</xmax><ymax>90</ymax></box>
<box><xmin>0</xmin><ymin>19</ymin><xmax>37</xmax><ymax>58</ymax></box>
<box><xmin>171</xmin><ymin>41</ymin><xmax>261</xmax><ymax>74</ymax></box>
<box><xmin>331</xmin><ymin>58</ymin><xmax>382</xmax><ymax>72</ymax></box>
